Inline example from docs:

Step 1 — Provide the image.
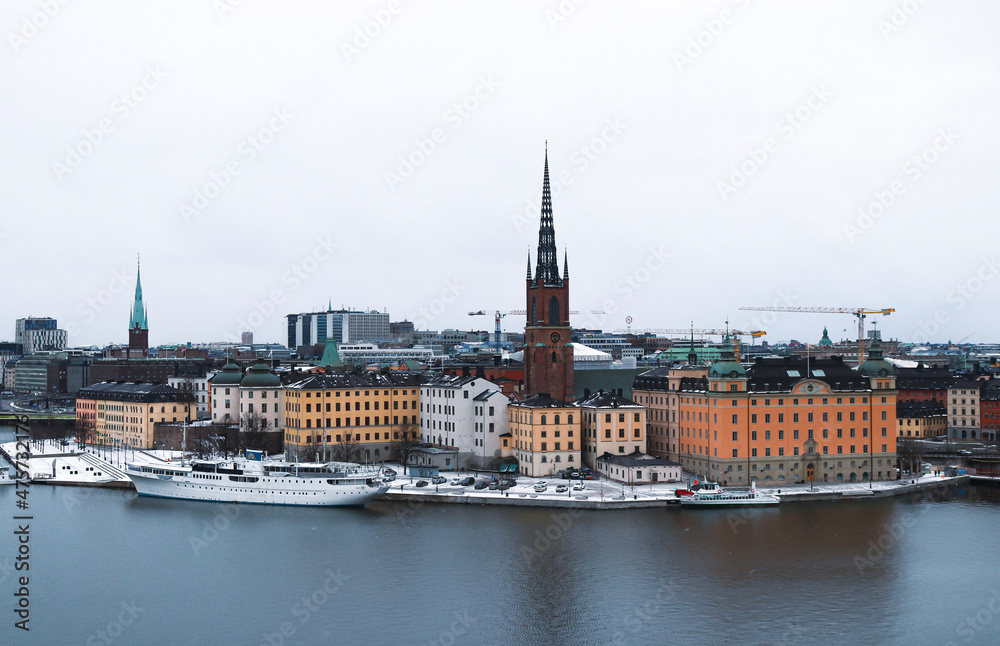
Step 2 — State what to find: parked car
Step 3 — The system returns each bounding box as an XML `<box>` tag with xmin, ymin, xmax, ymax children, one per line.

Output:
<box><xmin>561</xmin><ymin>470</ymin><xmax>580</xmax><ymax>480</ymax></box>
<box><xmin>533</xmin><ymin>481</ymin><xmax>548</xmax><ymax>493</ymax></box>
<box><xmin>572</xmin><ymin>482</ymin><xmax>586</xmax><ymax>492</ymax></box>
<box><xmin>488</xmin><ymin>481</ymin><xmax>501</xmax><ymax>490</ymax></box>
<box><xmin>431</xmin><ymin>476</ymin><xmax>447</xmax><ymax>484</ymax></box>
<box><xmin>474</xmin><ymin>479</ymin><xmax>490</xmax><ymax>490</ymax></box>
<box><xmin>415</xmin><ymin>480</ymin><xmax>429</xmax><ymax>488</ymax></box>
<box><xmin>498</xmin><ymin>480</ymin><xmax>515</xmax><ymax>491</ymax></box>
<box><xmin>555</xmin><ymin>484</ymin><xmax>568</xmax><ymax>493</ymax></box>
<box><xmin>450</xmin><ymin>477</ymin><xmax>463</xmax><ymax>486</ymax></box>
<box><xmin>382</xmin><ymin>468</ymin><xmax>397</xmax><ymax>476</ymax></box>
<box><xmin>675</xmin><ymin>489</ymin><xmax>694</xmax><ymax>497</ymax></box>
<box><xmin>459</xmin><ymin>477</ymin><xmax>476</xmax><ymax>486</ymax></box>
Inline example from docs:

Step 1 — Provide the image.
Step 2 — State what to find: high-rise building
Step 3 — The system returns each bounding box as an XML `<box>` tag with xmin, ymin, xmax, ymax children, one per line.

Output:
<box><xmin>128</xmin><ymin>258</ymin><xmax>149</xmax><ymax>353</ymax></box>
<box><xmin>524</xmin><ymin>147</ymin><xmax>573</xmax><ymax>403</ymax></box>
<box><xmin>286</xmin><ymin>309</ymin><xmax>390</xmax><ymax>350</ymax></box>
<box><xmin>15</xmin><ymin>317</ymin><xmax>67</xmax><ymax>354</ymax></box>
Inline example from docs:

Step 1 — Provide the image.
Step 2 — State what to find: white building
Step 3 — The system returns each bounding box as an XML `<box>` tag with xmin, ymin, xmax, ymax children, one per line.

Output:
<box><xmin>168</xmin><ymin>373</ymin><xmax>214</xmax><ymax>418</ymax></box>
<box><xmin>420</xmin><ymin>375</ymin><xmax>509</xmax><ymax>469</ymax></box>
<box><xmin>286</xmin><ymin>309</ymin><xmax>390</xmax><ymax>349</ymax></box>
<box><xmin>15</xmin><ymin>317</ymin><xmax>68</xmax><ymax>354</ymax></box>
<box><xmin>596</xmin><ymin>450</ymin><xmax>682</xmax><ymax>485</ymax></box>
<box><xmin>209</xmin><ymin>360</ymin><xmax>284</xmax><ymax>433</ymax></box>
<box><xmin>337</xmin><ymin>343</ymin><xmax>441</xmax><ymax>366</ymax></box>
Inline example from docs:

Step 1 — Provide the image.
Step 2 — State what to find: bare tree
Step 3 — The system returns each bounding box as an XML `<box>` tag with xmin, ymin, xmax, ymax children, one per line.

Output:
<box><xmin>332</xmin><ymin>431</ymin><xmax>362</xmax><ymax>463</ymax></box>
<box><xmin>391</xmin><ymin>422</ymin><xmax>419</xmax><ymax>475</ymax></box>
<box><xmin>240</xmin><ymin>413</ymin><xmax>271</xmax><ymax>453</ymax></box>
<box><xmin>897</xmin><ymin>439</ymin><xmax>924</xmax><ymax>476</ymax></box>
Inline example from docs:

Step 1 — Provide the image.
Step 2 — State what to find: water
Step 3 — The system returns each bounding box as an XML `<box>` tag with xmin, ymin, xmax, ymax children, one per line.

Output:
<box><xmin>2</xmin><ymin>428</ymin><xmax>1000</xmax><ymax>645</ymax></box>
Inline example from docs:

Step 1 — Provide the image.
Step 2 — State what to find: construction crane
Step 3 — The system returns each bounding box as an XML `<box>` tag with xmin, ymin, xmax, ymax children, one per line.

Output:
<box><xmin>469</xmin><ymin>308</ymin><xmax>606</xmax><ymax>353</ymax></box>
<box><xmin>738</xmin><ymin>306</ymin><xmax>894</xmax><ymax>364</ymax></box>
<box><xmin>613</xmin><ymin>328</ymin><xmax>766</xmax><ymax>361</ymax></box>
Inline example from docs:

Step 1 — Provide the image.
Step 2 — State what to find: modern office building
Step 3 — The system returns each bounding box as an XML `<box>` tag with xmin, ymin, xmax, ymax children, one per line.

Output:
<box><xmin>286</xmin><ymin>309</ymin><xmax>390</xmax><ymax>350</ymax></box>
<box><xmin>15</xmin><ymin>317</ymin><xmax>68</xmax><ymax>354</ymax></box>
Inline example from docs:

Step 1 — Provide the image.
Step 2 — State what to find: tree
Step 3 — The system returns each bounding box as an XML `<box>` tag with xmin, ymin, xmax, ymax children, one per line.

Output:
<box><xmin>897</xmin><ymin>439</ymin><xmax>925</xmax><ymax>476</ymax></box>
<box><xmin>332</xmin><ymin>431</ymin><xmax>362</xmax><ymax>463</ymax></box>
<box><xmin>239</xmin><ymin>413</ymin><xmax>271</xmax><ymax>453</ymax></box>
<box><xmin>391</xmin><ymin>422</ymin><xmax>419</xmax><ymax>475</ymax></box>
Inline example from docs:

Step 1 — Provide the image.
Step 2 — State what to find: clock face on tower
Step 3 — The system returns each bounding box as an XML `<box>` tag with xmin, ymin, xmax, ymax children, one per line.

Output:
<box><xmin>550</xmin><ymin>332</ymin><xmax>561</xmax><ymax>343</ymax></box>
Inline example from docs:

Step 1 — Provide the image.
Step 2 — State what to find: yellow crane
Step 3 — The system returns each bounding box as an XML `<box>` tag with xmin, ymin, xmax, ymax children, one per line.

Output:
<box><xmin>738</xmin><ymin>306</ymin><xmax>894</xmax><ymax>363</ymax></box>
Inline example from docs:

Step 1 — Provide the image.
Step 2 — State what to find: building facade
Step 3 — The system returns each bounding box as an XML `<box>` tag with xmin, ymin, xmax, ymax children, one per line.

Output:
<box><xmin>948</xmin><ymin>379</ymin><xmax>982</xmax><ymax>440</ymax></box>
<box><xmin>282</xmin><ymin>372</ymin><xmax>424</xmax><ymax>462</ymax></box>
<box><xmin>896</xmin><ymin>401</ymin><xmax>948</xmax><ymax>439</ymax></box>
<box><xmin>418</xmin><ymin>375</ymin><xmax>509</xmax><ymax>469</ymax></box>
<box><xmin>15</xmin><ymin>317</ymin><xmax>67</xmax><ymax>354</ymax></box>
<box><xmin>673</xmin><ymin>348</ymin><xmax>897</xmax><ymax>486</ymax></box>
<box><xmin>286</xmin><ymin>309</ymin><xmax>390</xmax><ymax>350</ymax></box>
<box><xmin>632</xmin><ymin>364</ymin><xmax>709</xmax><ymax>461</ymax></box>
<box><xmin>76</xmin><ymin>382</ymin><xmax>195</xmax><ymax>449</ymax></box>
<box><xmin>508</xmin><ymin>394</ymin><xmax>580</xmax><ymax>477</ymax></box>
<box><xmin>575</xmin><ymin>390</ymin><xmax>646</xmax><ymax>469</ymax></box>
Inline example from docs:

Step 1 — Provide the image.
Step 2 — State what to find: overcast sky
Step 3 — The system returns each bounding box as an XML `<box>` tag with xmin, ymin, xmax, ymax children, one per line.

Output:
<box><xmin>3</xmin><ymin>1</ymin><xmax>999</xmax><ymax>348</ymax></box>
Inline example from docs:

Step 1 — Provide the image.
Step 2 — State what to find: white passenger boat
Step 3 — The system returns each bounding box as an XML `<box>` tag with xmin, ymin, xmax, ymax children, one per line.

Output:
<box><xmin>125</xmin><ymin>450</ymin><xmax>391</xmax><ymax>506</ymax></box>
<box><xmin>679</xmin><ymin>480</ymin><xmax>780</xmax><ymax>507</ymax></box>
<box><xmin>0</xmin><ymin>464</ymin><xmax>15</xmax><ymax>485</ymax></box>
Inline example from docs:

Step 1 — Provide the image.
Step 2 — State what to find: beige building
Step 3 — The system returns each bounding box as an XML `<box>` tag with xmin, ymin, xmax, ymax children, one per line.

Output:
<box><xmin>632</xmin><ymin>364</ymin><xmax>708</xmax><ymax>461</ymax></box>
<box><xmin>948</xmin><ymin>379</ymin><xmax>982</xmax><ymax>440</ymax></box>
<box><xmin>897</xmin><ymin>402</ymin><xmax>947</xmax><ymax>439</ymax></box>
<box><xmin>76</xmin><ymin>382</ymin><xmax>195</xmax><ymax>449</ymax></box>
<box><xmin>574</xmin><ymin>390</ymin><xmax>646</xmax><ymax>469</ymax></box>
<box><xmin>508</xmin><ymin>394</ymin><xmax>580</xmax><ymax>477</ymax></box>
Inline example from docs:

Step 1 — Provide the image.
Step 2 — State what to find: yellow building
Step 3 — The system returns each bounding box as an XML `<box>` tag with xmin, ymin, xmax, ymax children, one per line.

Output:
<box><xmin>282</xmin><ymin>372</ymin><xmax>424</xmax><ymax>463</ymax></box>
<box><xmin>897</xmin><ymin>402</ymin><xmax>947</xmax><ymax>439</ymax></box>
<box><xmin>508</xmin><ymin>394</ymin><xmax>580</xmax><ymax>477</ymax></box>
<box><xmin>75</xmin><ymin>382</ymin><xmax>196</xmax><ymax>449</ymax></box>
<box><xmin>574</xmin><ymin>390</ymin><xmax>646</xmax><ymax>469</ymax></box>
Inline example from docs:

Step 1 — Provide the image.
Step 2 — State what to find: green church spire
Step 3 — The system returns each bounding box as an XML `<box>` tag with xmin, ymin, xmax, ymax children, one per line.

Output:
<box><xmin>130</xmin><ymin>255</ymin><xmax>147</xmax><ymax>330</ymax></box>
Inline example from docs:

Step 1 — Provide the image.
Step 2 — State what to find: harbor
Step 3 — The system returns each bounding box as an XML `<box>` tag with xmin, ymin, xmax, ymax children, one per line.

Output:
<box><xmin>1</xmin><ymin>437</ymin><xmax>973</xmax><ymax>508</ymax></box>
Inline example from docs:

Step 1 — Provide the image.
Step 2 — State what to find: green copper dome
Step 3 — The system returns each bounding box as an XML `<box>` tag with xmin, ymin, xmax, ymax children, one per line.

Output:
<box><xmin>819</xmin><ymin>327</ymin><xmax>833</xmax><ymax>346</ymax></box>
<box><xmin>211</xmin><ymin>361</ymin><xmax>243</xmax><ymax>386</ymax></box>
<box><xmin>709</xmin><ymin>348</ymin><xmax>746</xmax><ymax>378</ymax></box>
<box><xmin>858</xmin><ymin>336</ymin><xmax>895</xmax><ymax>378</ymax></box>
<box><xmin>240</xmin><ymin>360</ymin><xmax>280</xmax><ymax>388</ymax></box>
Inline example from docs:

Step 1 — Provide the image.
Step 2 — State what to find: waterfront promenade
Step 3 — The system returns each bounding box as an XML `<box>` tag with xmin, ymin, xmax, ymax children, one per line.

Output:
<box><xmin>0</xmin><ymin>437</ymin><xmax>971</xmax><ymax>508</ymax></box>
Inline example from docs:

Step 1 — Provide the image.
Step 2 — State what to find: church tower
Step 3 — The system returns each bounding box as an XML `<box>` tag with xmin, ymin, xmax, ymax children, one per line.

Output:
<box><xmin>524</xmin><ymin>146</ymin><xmax>574</xmax><ymax>402</ymax></box>
<box><xmin>128</xmin><ymin>256</ymin><xmax>149</xmax><ymax>353</ymax></box>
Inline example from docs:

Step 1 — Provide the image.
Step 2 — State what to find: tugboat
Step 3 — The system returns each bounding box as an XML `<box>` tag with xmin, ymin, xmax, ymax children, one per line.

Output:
<box><xmin>125</xmin><ymin>450</ymin><xmax>391</xmax><ymax>506</ymax></box>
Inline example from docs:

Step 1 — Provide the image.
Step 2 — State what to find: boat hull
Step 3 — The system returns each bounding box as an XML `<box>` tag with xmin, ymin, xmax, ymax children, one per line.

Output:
<box><xmin>679</xmin><ymin>497</ymin><xmax>780</xmax><ymax>507</ymax></box>
<box><xmin>127</xmin><ymin>471</ymin><xmax>389</xmax><ymax>507</ymax></box>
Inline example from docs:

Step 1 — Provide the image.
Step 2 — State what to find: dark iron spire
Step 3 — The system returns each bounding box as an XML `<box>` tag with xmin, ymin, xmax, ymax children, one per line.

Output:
<box><xmin>534</xmin><ymin>144</ymin><xmax>562</xmax><ymax>286</ymax></box>
<box><xmin>526</xmin><ymin>250</ymin><xmax>533</xmax><ymax>280</ymax></box>
<box><xmin>563</xmin><ymin>248</ymin><xmax>569</xmax><ymax>280</ymax></box>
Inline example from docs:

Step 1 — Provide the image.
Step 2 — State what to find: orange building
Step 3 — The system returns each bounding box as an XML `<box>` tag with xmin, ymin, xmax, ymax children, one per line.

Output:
<box><xmin>76</xmin><ymin>382</ymin><xmax>195</xmax><ymax>449</ymax></box>
<box><xmin>637</xmin><ymin>340</ymin><xmax>897</xmax><ymax>486</ymax></box>
<box><xmin>508</xmin><ymin>394</ymin><xmax>579</xmax><ymax>477</ymax></box>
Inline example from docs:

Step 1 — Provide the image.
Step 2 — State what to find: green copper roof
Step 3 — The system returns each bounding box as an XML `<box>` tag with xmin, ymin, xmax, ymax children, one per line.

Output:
<box><xmin>709</xmin><ymin>348</ymin><xmax>746</xmax><ymax>378</ymax></box>
<box><xmin>858</xmin><ymin>336</ymin><xmax>895</xmax><ymax>378</ymax></box>
<box><xmin>241</xmin><ymin>360</ymin><xmax>281</xmax><ymax>388</ymax></box>
<box><xmin>819</xmin><ymin>327</ymin><xmax>833</xmax><ymax>346</ymax></box>
<box><xmin>211</xmin><ymin>361</ymin><xmax>244</xmax><ymax>386</ymax></box>
<box><xmin>129</xmin><ymin>261</ymin><xmax>147</xmax><ymax>330</ymax></box>
<box><xmin>315</xmin><ymin>337</ymin><xmax>343</xmax><ymax>368</ymax></box>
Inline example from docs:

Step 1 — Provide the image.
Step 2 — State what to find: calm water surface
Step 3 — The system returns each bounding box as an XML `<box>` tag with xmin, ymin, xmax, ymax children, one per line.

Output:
<box><xmin>1</xmin><ymin>428</ymin><xmax>999</xmax><ymax>646</ymax></box>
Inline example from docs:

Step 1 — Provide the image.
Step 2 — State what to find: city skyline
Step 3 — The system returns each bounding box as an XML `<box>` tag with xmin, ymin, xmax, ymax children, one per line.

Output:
<box><xmin>3</xmin><ymin>1</ymin><xmax>999</xmax><ymax>346</ymax></box>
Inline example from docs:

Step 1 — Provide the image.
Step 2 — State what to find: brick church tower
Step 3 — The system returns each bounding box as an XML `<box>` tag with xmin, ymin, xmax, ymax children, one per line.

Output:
<box><xmin>524</xmin><ymin>146</ymin><xmax>574</xmax><ymax>402</ymax></box>
<box><xmin>128</xmin><ymin>256</ymin><xmax>149</xmax><ymax>353</ymax></box>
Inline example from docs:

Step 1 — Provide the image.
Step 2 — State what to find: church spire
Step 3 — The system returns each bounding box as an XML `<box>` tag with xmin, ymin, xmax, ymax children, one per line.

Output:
<box><xmin>129</xmin><ymin>255</ymin><xmax>147</xmax><ymax>330</ymax></box>
<box><xmin>526</xmin><ymin>250</ymin><xmax>533</xmax><ymax>280</ymax></box>
<box><xmin>534</xmin><ymin>143</ymin><xmax>562</xmax><ymax>286</ymax></box>
<box><xmin>563</xmin><ymin>248</ymin><xmax>569</xmax><ymax>280</ymax></box>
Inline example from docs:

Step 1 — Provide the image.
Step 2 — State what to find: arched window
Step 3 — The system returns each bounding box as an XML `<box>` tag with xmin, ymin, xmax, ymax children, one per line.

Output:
<box><xmin>554</xmin><ymin>414</ymin><xmax>560</xmax><ymax>424</ymax></box>
<box><xmin>541</xmin><ymin>415</ymin><xmax>547</xmax><ymax>425</ymax></box>
<box><xmin>552</xmin><ymin>352</ymin><xmax>557</xmax><ymax>363</ymax></box>
<box><xmin>531</xmin><ymin>298</ymin><xmax>537</xmax><ymax>324</ymax></box>
<box><xmin>549</xmin><ymin>296</ymin><xmax>560</xmax><ymax>325</ymax></box>
<box><xmin>567</xmin><ymin>414</ymin><xmax>573</xmax><ymax>424</ymax></box>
